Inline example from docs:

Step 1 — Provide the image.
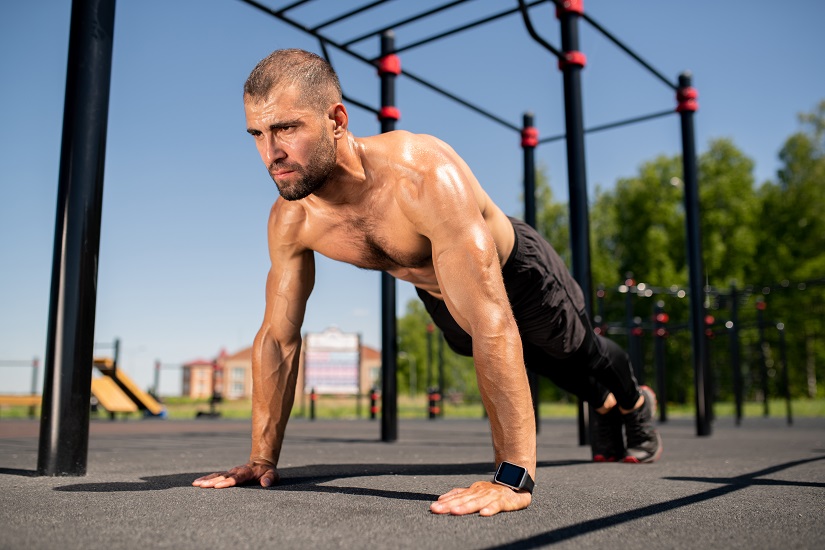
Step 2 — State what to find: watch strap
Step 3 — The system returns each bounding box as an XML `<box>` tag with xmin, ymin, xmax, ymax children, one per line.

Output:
<box><xmin>520</xmin><ymin>472</ymin><xmax>535</xmax><ymax>494</ymax></box>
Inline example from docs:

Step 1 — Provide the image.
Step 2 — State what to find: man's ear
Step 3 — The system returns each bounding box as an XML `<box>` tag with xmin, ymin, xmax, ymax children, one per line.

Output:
<box><xmin>330</xmin><ymin>103</ymin><xmax>348</xmax><ymax>138</ymax></box>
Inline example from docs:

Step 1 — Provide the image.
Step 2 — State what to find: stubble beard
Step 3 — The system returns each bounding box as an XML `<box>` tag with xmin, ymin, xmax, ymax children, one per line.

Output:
<box><xmin>270</xmin><ymin>135</ymin><xmax>337</xmax><ymax>201</ymax></box>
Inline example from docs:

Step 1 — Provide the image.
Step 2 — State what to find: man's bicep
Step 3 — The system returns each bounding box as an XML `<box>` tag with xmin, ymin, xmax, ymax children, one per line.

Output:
<box><xmin>261</xmin><ymin>248</ymin><xmax>315</xmax><ymax>342</ymax></box>
<box><xmin>431</xmin><ymin>221</ymin><xmax>508</xmax><ymax>335</ymax></box>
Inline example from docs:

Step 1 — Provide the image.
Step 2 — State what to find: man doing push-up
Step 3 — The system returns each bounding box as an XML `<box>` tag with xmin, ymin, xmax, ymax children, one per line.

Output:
<box><xmin>192</xmin><ymin>49</ymin><xmax>661</xmax><ymax>516</ymax></box>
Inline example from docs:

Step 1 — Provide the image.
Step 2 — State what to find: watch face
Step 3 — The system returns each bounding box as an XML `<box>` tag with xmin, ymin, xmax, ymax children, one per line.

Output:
<box><xmin>495</xmin><ymin>461</ymin><xmax>526</xmax><ymax>488</ymax></box>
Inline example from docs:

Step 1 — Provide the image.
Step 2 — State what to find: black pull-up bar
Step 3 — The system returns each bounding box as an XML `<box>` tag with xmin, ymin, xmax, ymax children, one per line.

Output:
<box><xmin>310</xmin><ymin>0</ymin><xmax>392</xmax><ymax>33</ymax></box>
<box><xmin>390</xmin><ymin>1</ymin><xmax>548</xmax><ymax>57</ymax></box>
<box><xmin>238</xmin><ymin>0</ymin><xmax>521</xmax><ymax>134</ymax></box>
<box><xmin>342</xmin><ymin>0</ymin><xmax>474</xmax><ymax>48</ymax></box>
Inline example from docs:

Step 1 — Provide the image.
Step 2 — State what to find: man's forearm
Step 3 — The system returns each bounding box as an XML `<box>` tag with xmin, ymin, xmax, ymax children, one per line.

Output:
<box><xmin>249</xmin><ymin>330</ymin><xmax>302</xmax><ymax>466</ymax></box>
<box><xmin>474</xmin><ymin>328</ymin><xmax>537</xmax><ymax>477</ymax></box>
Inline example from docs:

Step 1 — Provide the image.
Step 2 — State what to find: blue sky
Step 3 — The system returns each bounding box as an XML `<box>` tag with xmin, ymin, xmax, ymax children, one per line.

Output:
<box><xmin>1</xmin><ymin>0</ymin><xmax>823</xmax><ymax>396</ymax></box>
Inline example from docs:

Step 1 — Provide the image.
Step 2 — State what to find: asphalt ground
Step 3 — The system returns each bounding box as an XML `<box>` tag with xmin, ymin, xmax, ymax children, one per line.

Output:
<box><xmin>1</xmin><ymin>415</ymin><xmax>823</xmax><ymax>549</ymax></box>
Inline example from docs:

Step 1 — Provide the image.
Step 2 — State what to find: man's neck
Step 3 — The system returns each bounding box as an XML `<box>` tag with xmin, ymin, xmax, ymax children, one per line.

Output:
<box><xmin>309</xmin><ymin>133</ymin><xmax>367</xmax><ymax>206</ymax></box>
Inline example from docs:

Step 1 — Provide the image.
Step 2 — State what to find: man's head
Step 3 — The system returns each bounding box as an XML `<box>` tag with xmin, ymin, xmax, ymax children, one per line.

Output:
<box><xmin>243</xmin><ymin>49</ymin><xmax>346</xmax><ymax>201</ymax></box>
<box><xmin>244</xmin><ymin>49</ymin><xmax>343</xmax><ymax>110</ymax></box>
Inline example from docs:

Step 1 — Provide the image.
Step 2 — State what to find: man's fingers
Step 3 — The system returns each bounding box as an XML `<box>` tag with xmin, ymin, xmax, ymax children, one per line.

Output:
<box><xmin>192</xmin><ymin>473</ymin><xmax>238</xmax><ymax>488</ymax></box>
<box><xmin>192</xmin><ymin>463</ymin><xmax>278</xmax><ymax>489</ymax></box>
<box><xmin>436</xmin><ymin>487</ymin><xmax>466</xmax><ymax>501</ymax></box>
<box><xmin>192</xmin><ymin>472</ymin><xmax>229</xmax><ymax>487</ymax></box>
<box><xmin>431</xmin><ymin>481</ymin><xmax>531</xmax><ymax>516</ymax></box>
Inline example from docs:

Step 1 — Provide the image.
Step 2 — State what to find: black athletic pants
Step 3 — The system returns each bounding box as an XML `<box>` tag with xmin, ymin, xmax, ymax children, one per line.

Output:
<box><xmin>416</xmin><ymin>217</ymin><xmax>641</xmax><ymax>410</ymax></box>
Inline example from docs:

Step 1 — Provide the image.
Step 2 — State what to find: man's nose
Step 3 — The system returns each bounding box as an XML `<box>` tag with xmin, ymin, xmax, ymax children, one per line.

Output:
<box><xmin>263</xmin><ymin>135</ymin><xmax>286</xmax><ymax>165</ymax></box>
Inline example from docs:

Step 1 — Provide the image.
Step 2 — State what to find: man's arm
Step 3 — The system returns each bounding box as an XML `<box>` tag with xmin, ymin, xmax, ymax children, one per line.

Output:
<box><xmin>193</xmin><ymin>202</ymin><xmax>314</xmax><ymax>489</ymax></box>
<box><xmin>401</xmin><ymin>145</ymin><xmax>536</xmax><ymax>515</ymax></box>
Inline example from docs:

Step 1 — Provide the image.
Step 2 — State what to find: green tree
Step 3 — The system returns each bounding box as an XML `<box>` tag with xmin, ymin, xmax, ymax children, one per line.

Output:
<box><xmin>397</xmin><ymin>298</ymin><xmax>478</xmax><ymax>400</ymax></box>
<box><xmin>752</xmin><ymin>101</ymin><xmax>825</xmax><ymax>398</ymax></box>
<box><xmin>533</xmin><ymin>165</ymin><xmax>570</xmax><ymax>266</ymax></box>
<box><xmin>589</xmin><ymin>186</ymin><xmax>621</xmax><ymax>289</ymax></box>
<box><xmin>698</xmin><ymin>138</ymin><xmax>761</xmax><ymax>288</ymax></box>
<box><xmin>610</xmin><ymin>154</ymin><xmax>686</xmax><ymax>287</ymax></box>
<box><xmin>756</xmin><ymin>100</ymin><xmax>825</xmax><ymax>282</ymax></box>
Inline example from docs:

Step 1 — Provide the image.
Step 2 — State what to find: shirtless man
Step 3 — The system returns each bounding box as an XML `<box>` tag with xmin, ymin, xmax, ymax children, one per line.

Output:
<box><xmin>192</xmin><ymin>49</ymin><xmax>661</xmax><ymax>516</ymax></box>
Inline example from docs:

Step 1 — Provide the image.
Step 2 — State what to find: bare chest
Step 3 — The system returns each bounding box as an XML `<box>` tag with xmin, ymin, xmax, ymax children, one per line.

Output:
<box><xmin>308</xmin><ymin>214</ymin><xmax>434</xmax><ymax>276</ymax></box>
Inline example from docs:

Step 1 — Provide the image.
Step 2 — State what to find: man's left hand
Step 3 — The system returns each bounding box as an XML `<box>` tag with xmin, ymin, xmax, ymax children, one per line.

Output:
<box><xmin>430</xmin><ymin>481</ymin><xmax>532</xmax><ymax>516</ymax></box>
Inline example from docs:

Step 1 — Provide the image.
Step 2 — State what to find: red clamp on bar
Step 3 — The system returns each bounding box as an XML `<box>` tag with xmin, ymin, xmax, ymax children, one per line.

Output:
<box><xmin>377</xmin><ymin>54</ymin><xmax>401</xmax><ymax>75</ymax></box>
<box><xmin>556</xmin><ymin>0</ymin><xmax>584</xmax><ymax>17</ymax></box>
<box><xmin>379</xmin><ymin>106</ymin><xmax>400</xmax><ymax>121</ymax></box>
<box><xmin>676</xmin><ymin>86</ymin><xmax>699</xmax><ymax>112</ymax></box>
<box><xmin>521</xmin><ymin>126</ymin><xmax>538</xmax><ymax>148</ymax></box>
<box><xmin>558</xmin><ymin>51</ymin><xmax>587</xmax><ymax>70</ymax></box>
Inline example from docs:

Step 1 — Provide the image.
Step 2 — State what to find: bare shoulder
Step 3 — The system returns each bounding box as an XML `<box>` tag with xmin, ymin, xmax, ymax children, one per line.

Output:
<box><xmin>361</xmin><ymin>131</ymin><xmax>460</xmax><ymax>167</ymax></box>
<box><xmin>267</xmin><ymin>198</ymin><xmax>309</xmax><ymax>253</ymax></box>
<box><xmin>370</xmin><ymin>131</ymin><xmax>481</xmax><ymax>213</ymax></box>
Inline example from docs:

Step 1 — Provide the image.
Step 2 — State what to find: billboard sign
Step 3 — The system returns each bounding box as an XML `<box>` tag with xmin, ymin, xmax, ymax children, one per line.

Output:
<box><xmin>304</xmin><ymin>328</ymin><xmax>360</xmax><ymax>395</ymax></box>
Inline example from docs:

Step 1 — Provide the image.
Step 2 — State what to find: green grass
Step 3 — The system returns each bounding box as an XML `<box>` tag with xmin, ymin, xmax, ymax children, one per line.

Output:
<box><xmin>2</xmin><ymin>396</ymin><xmax>824</xmax><ymax>421</ymax></box>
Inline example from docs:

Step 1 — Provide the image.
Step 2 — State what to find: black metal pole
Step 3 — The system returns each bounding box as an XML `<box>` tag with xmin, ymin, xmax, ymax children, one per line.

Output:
<box><xmin>29</xmin><ymin>358</ymin><xmax>40</xmax><ymax>419</ymax></box>
<box><xmin>558</xmin><ymin>5</ymin><xmax>593</xmax><ymax>316</ymax></box>
<box><xmin>37</xmin><ymin>0</ymin><xmax>116</xmax><ymax>476</ymax></box>
<box><xmin>654</xmin><ymin>300</ymin><xmax>668</xmax><ymax>422</ymax></box>
<box><xmin>426</xmin><ymin>323</ymin><xmax>433</xmax><ymax>390</ymax></box>
<box><xmin>379</xmin><ymin>30</ymin><xmax>399</xmax><ymax>442</ymax></box>
<box><xmin>522</xmin><ymin>112</ymin><xmax>541</xmax><ymax>434</ymax></box>
<box><xmin>153</xmin><ymin>360</ymin><xmax>161</xmax><ymax>396</ymax></box>
<box><xmin>623</xmin><ymin>276</ymin><xmax>642</xmax><ymax>382</ymax></box>
<box><xmin>558</xmin><ymin>2</ymin><xmax>592</xmax><ymax>447</ymax></box>
<box><xmin>777</xmin><ymin>323</ymin><xmax>792</xmax><ymax>426</ymax></box>
<box><xmin>438</xmin><ymin>331</ymin><xmax>445</xmax><ymax>417</ymax></box>
<box><xmin>677</xmin><ymin>72</ymin><xmax>711</xmax><ymax>437</ymax></box>
<box><xmin>728</xmin><ymin>283</ymin><xmax>744</xmax><ymax>425</ymax></box>
<box><xmin>756</xmin><ymin>299</ymin><xmax>769</xmax><ymax>417</ymax></box>
<box><xmin>595</xmin><ymin>286</ymin><xmax>605</xmax><ymax>332</ymax></box>
<box><xmin>703</xmin><ymin>311</ymin><xmax>715</xmax><ymax>423</ymax></box>
<box><xmin>112</xmin><ymin>337</ymin><xmax>120</xmax><ymax>374</ymax></box>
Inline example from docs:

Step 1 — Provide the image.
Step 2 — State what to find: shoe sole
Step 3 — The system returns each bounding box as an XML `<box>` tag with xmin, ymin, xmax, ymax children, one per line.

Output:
<box><xmin>621</xmin><ymin>432</ymin><xmax>663</xmax><ymax>463</ymax></box>
<box><xmin>622</xmin><ymin>385</ymin><xmax>662</xmax><ymax>463</ymax></box>
<box><xmin>593</xmin><ymin>455</ymin><xmax>621</xmax><ymax>463</ymax></box>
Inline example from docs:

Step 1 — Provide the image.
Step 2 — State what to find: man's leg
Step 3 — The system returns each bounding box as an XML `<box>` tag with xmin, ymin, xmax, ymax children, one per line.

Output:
<box><xmin>523</xmin><ymin>341</ymin><xmax>626</xmax><ymax>462</ymax></box>
<box><xmin>590</xmin><ymin>334</ymin><xmax>662</xmax><ymax>463</ymax></box>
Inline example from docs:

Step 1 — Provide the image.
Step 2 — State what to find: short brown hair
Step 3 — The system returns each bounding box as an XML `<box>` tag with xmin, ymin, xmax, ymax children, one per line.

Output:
<box><xmin>244</xmin><ymin>49</ymin><xmax>343</xmax><ymax>111</ymax></box>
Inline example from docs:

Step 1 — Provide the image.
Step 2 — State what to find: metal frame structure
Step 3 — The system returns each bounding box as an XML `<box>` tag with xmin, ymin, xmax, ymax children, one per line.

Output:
<box><xmin>39</xmin><ymin>0</ymin><xmax>709</xmax><ymax>475</ymax></box>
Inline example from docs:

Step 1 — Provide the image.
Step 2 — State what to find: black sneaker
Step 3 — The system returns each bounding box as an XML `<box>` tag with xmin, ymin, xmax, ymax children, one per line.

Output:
<box><xmin>591</xmin><ymin>407</ymin><xmax>625</xmax><ymax>462</ymax></box>
<box><xmin>622</xmin><ymin>385</ymin><xmax>663</xmax><ymax>463</ymax></box>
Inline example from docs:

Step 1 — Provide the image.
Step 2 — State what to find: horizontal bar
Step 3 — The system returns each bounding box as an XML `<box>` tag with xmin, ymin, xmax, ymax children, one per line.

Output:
<box><xmin>274</xmin><ymin>0</ymin><xmax>314</xmax><ymax>16</ymax></box>
<box><xmin>238</xmin><ymin>0</ymin><xmax>377</xmax><ymax>66</ymax></box>
<box><xmin>343</xmin><ymin>93</ymin><xmax>380</xmax><ymax>115</ymax></box>
<box><xmin>342</xmin><ymin>0</ymin><xmax>473</xmax><ymax>47</ymax></box>
<box><xmin>400</xmin><ymin>67</ymin><xmax>521</xmax><ymax>132</ymax></box>
<box><xmin>518</xmin><ymin>0</ymin><xmax>563</xmax><ymax>59</ymax></box>
<box><xmin>392</xmin><ymin>0</ymin><xmax>548</xmax><ymax>56</ymax></box>
<box><xmin>310</xmin><ymin>0</ymin><xmax>392</xmax><ymax>32</ymax></box>
<box><xmin>240</xmin><ymin>0</ymin><xmax>519</xmax><ymax>133</ymax></box>
<box><xmin>567</xmin><ymin>1</ymin><xmax>677</xmax><ymax>91</ymax></box>
<box><xmin>538</xmin><ymin>108</ymin><xmax>676</xmax><ymax>144</ymax></box>
<box><xmin>317</xmin><ymin>39</ymin><xmax>379</xmax><ymax>115</ymax></box>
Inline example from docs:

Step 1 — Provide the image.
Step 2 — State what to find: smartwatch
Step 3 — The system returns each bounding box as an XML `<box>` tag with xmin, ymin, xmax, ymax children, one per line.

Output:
<box><xmin>493</xmin><ymin>461</ymin><xmax>534</xmax><ymax>494</ymax></box>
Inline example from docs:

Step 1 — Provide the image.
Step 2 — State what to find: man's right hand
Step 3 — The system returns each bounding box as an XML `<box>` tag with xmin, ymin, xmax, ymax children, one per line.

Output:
<box><xmin>192</xmin><ymin>461</ymin><xmax>279</xmax><ymax>489</ymax></box>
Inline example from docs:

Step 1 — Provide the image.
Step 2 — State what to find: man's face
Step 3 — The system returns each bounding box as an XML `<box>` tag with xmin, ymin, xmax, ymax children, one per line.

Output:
<box><xmin>244</xmin><ymin>86</ymin><xmax>337</xmax><ymax>201</ymax></box>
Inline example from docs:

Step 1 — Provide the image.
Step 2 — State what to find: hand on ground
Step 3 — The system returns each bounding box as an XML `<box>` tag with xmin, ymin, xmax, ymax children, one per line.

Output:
<box><xmin>430</xmin><ymin>481</ymin><xmax>532</xmax><ymax>516</ymax></box>
<box><xmin>192</xmin><ymin>462</ymin><xmax>279</xmax><ymax>489</ymax></box>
